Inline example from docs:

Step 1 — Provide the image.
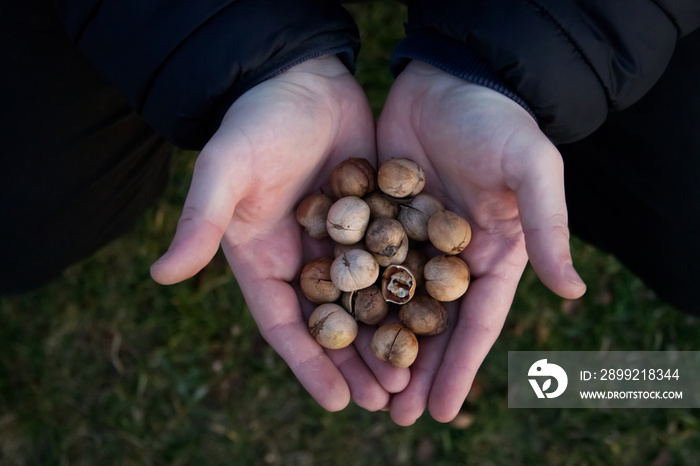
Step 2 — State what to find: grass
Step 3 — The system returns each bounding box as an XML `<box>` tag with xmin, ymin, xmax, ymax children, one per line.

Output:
<box><xmin>2</xmin><ymin>2</ymin><xmax>699</xmax><ymax>465</ymax></box>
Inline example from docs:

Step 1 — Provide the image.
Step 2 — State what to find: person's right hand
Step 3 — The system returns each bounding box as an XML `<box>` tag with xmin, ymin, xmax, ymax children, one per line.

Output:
<box><xmin>376</xmin><ymin>61</ymin><xmax>587</xmax><ymax>425</ymax></box>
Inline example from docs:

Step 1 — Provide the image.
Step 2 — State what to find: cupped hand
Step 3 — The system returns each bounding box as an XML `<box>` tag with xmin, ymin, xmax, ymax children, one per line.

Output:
<box><xmin>150</xmin><ymin>56</ymin><xmax>409</xmax><ymax>412</ymax></box>
<box><xmin>377</xmin><ymin>61</ymin><xmax>587</xmax><ymax>425</ymax></box>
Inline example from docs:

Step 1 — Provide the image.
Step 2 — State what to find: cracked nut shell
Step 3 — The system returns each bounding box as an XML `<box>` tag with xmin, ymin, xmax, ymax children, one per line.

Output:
<box><xmin>381</xmin><ymin>264</ymin><xmax>416</xmax><ymax>305</ymax></box>
<box><xmin>308</xmin><ymin>303</ymin><xmax>358</xmax><ymax>349</ymax></box>
<box><xmin>371</xmin><ymin>323</ymin><xmax>419</xmax><ymax>368</ymax></box>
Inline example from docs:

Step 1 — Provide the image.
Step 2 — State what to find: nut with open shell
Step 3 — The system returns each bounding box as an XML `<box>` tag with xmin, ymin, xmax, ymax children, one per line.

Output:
<box><xmin>381</xmin><ymin>264</ymin><xmax>416</xmax><ymax>305</ymax></box>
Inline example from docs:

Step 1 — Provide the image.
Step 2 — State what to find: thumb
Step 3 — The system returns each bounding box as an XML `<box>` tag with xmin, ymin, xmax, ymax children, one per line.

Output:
<box><xmin>516</xmin><ymin>148</ymin><xmax>587</xmax><ymax>299</ymax></box>
<box><xmin>150</xmin><ymin>153</ymin><xmax>246</xmax><ymax>285</ymax></box>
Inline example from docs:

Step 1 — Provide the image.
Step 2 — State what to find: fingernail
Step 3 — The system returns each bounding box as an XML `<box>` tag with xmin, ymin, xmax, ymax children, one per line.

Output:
<box><xmin>564</xmin><ymin>262</ymin><xmax>586</xmax><ymax>288</ymax></box>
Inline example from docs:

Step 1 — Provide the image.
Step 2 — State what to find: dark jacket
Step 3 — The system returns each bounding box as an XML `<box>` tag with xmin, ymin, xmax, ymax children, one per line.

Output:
<box><xmin>51</xmin><ymin>0</ymin><xmax>360</xmax><ymax>149</ymax></box>
<box><xmin>392</xmin><ymin>0</ymin><xmax>700</xmax><ymax>144</ymax></box>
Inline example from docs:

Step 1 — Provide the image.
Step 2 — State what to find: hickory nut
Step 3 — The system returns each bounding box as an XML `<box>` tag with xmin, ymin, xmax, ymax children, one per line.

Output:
<box><xmin>299</xmin><ymin>257</ymin><xmax>341</xmax><ymax>304</ymax></box>
<box><xmin>330</xmin><ymin>158</ymin><xmax>376</xmax><ymax>198</ymax></box>
<box><xmin>399</xmin><ymin>295</ymin><xmax>448</xmax><ymax>336</ymax></box>
<box><xmin>428</xmin><ymin>210</ymin><xmax>472</xmax><ymax>255</ymax></box>
<box><xmin>341</xmin><ymin>285</ymin><xmax>388</xmax><ymax>325</ymax></box>
<box><xmin>397</xmin><ymin>193</ymin><xmax>444</xmax><ymax>241</ymax></box>
<box><xmin>381</xmin><ymin>264</ymin><xmax>416</xmax><ymax>305</ymax></box>
<box><xmin>326</xmin><ymin>196</ymin><xmax>370</xmax><ymax>245</ymax></box>
<box><xmin>377</xmin><ymin>158</ymin><xmax>426</xmax><ymax>198</ymax></box>
<box><xmin>424</xmin><ymin>255</ymin><xmax>471</xmax><ymax>302</ymax></box>
<box><xmin>371</xmin><ymin>323</ymin><xmax>419</xmax><ymax>368</ymax></box>
<box><xmin>363</xmin><ymin>191</ymin><xmax>400</xmax><ymax>219</ymax></box>
<box><xmin>330</xmin><ymin>249</ymin><xmax>380</xmax><ymax>292</ymax></box>
<box><xmin>308</xmin><ymin>303</ymin><xmax>358</xmax><ymax>349</ymax></box>
<box><xmin>295</xmin><ymin>193</ymin><xmax>333</xmax><ymax>239</ymax></box>
<box><xmin>365</xmin><ymin>218</ymin><xmax>409</xmax><ymax>267</ymax></box>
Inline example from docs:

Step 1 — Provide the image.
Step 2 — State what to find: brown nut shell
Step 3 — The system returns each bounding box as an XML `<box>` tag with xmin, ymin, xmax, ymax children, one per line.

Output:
<box><xmin>308</xmin><ymin>303</ymin><xmax>358</xmax><ymax>349</ymax></box>
<box><xmin>330</xmin><ymin>249</ymin><xmax>380</xmax><ymax>292</ymax></box>
<box><xmin>299</xmin><ymin>257</ymin><xmax>342</xmax><ymax>304</ymax></box>
<box><xmin>326</xmin><ymin>196</ymin><xmax>371</xmax><ymax>245</ymax></box>
<box><xmin>296</xmin><ymin>193</ymin><xmax>333</xmax><ymax>239</ymax></box>
<box><xmin>428</xmin><ymin>210</ymin><xmax>472</xmax><ymax>255</ymax></box>
<box><xmin>397</xmin><ymin>193</ymin><xmax>444</xmax><ymax>241</ymax></box>
<box><xmin>330</xmin><ymin>158</ymin><xmax>376</xmax><ymax>198</ymax></box>
<box><xmin>399</xmin><ymin>295</ymin><xmax>448</xmax><ymax>336</ymax></box>
<box><xmin>341</xmin><ymin>285</ymin><xmax>388</xmax><ymax>325</ymax></box>
<box><xmin>365</xmin><ymin>218</ymin><xmax>409</xmax><ymax>267</ymax></box>
<box><xmin>381</xmin><ymin>264</ymin><xmax>416</xmax><ymax>305</ymax></box>
<box><xmin>424</xmin><ymin>255</ymin><xmax>471</xmax><ymax>302</ymax></box>
<box><xmin>363</xmin><ymin>191</ymin><xmax>400</xmax><ymax>219</ymax></box>
<box><xmin>377</xmin><ymin>158</ymin><xmax>426</xmax><ymax>198</ymax></box>
<box><xmin>371</xmin><ymin>324</ymin><xmax>419</xmax><ymax>368</ymax></box>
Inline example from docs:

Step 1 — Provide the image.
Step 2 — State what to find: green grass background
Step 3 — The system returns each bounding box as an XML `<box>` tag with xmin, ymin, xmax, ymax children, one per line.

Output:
<box><xmin>2</xmin><ymin>2</ymin><xmax>699</xmax><ymax>465</ymax></box>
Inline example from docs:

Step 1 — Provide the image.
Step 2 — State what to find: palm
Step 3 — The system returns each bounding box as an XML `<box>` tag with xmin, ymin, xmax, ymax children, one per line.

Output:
<box><xmin>152</xmin><ymin>56</ymin><xmax>408</xmax><ymax>412</ymax></box>
<box><xmin>377</xmin><ymin>61</ymin><xmax>586</xmax><ymax>424</ymax></box>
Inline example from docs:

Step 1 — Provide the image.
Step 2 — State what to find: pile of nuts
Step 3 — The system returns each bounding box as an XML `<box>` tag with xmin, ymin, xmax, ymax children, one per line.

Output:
<box><xmin>296</xmin><ymin>158</ymin><xmax>471</xmax><ymax>368</ymax></box>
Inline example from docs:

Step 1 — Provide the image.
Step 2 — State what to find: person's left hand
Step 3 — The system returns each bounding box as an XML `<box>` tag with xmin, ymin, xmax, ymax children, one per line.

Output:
<box><xmin>150</xmin><ymin>55</ymin><xmax>410</xmax><ymax>413</ymax></box>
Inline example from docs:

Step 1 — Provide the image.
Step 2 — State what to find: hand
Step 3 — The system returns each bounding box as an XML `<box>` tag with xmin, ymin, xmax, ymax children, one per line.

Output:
<box><xmin>376</xmin><ymin>61</ymin><xmax>587</xmax><ymax>425</ymax></box>
<box><xmin>150</xmin><ymin>56</ymin><xmax>409</xmax><ymax>412</ymax></box>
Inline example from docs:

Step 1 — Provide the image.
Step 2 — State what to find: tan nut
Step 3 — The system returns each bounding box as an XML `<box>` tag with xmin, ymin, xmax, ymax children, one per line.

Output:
<box><xmin>397</xmin><ymin>193</ymin><xmax>444</xmax><ymax>241</ymax></box>
<box><xmin>428</xmin><ymin>210</ymin><xmax>472</xmax><ymax>255</ymax></box>
<box><xmin>377</xmin><ymin>158</ymin><xmax>426</xmax><ymax>198</ymax></box>
<box><xmin>363</xmin><ymin>191</ymin><xmax>400</xmax><ymax>219</ymax></box>
<box><xmin>330</xmin><ymin>158</ymin><xmax>376</xmax><ymax>198</ymax></box>
<box><xmin>299</xmin><ymin>257</ymin><xmax>342</xmax><ymax>304</ymax></box>
<box><xmin>296</xmin><ymin>193</ymin><xmax>333</xmax><ymax>239</ymax></box>
<box><xmin>365</xmin><ymin>218</ymin><xmax>409</xmax><ymax>267</ymax></box>
<box><xmin>399</xmin><ymin>295</ymin><xmax>448</xmax><ymax>336</ymax></box>
<box><xmin>341</xmin><ymin>285</ymin><xmax>388</xmax><ymax>325</ymax></box>
<box><xmin>371</xmin><ymin>324</ymin><xmax>419</xmax><ymax>368</ymax></box>
<box><xmin>330</xmin><ymin>249</ymin><xmax>380</xmax><ymax>292</ymax></box>
<box><xmin>381</xmin><ymin>264</ymin><xmax>416</xmax><ymax>305</ymax></box>
<box><xmin>308</xmin><ymin>303</ymin><xmax>358</xmax><ymax>349</ymax></box>
<box><xmin>326</xmin><ymin>196</ymin><xmax>371</xmax><ymax>245</ymax></box>
<box><xmin>424</xmin><ymin>255</ymin><xmax>470</xmax><ymax>302</ymax></box>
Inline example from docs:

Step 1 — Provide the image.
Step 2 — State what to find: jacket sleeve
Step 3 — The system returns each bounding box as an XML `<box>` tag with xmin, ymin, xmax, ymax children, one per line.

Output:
<box><xmin>391</xmin><ymin>0</ymin><xmax>700</xmax><ymax>144</ymax></box>
<box><xmin>51</xmin><ymin>0</ymin><xmax>360</xmax><ymax>149</ymax></box>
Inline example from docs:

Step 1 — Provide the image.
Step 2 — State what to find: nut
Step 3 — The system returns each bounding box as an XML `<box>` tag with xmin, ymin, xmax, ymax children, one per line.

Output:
<box><xmin>330</xmin><ymin>158</ymin><xmax>376</xmax><ymax>198</ymax></box>
<box><xmin>341</xmin><ymin>285</ymin><xmax>388</xmax><ymax>325</ymax></box>
<box><xmin>326</xmin><ymin>196</ymin><xmax>371</xmax><ymax>244</ymax></box>
<box><xmin>299</xmin><ymin>257</ymin><xmax>341</xmax><ymax>304</ymax></box>
<box><xmin>371</xmin><ymin>323</ymin><xmax>419</xmax><ymax>368</ymax></box>
<box><xmin>365</xmin><ymin>218</ymin><xmax>409</xmax><ymax>267</ymax></box>
<box><xmin>308</xmin><ymin>303</ymin><xmax>358</xmax><ymax>349</ymax></box>
<box><xmin>377</xmin><ymin>158</ymin><xmax>426</xmax><ymax>198</ymax></box>
<box><xmin>381</xmin><ymin>264</ymin><xmax>416</xmax><ymax>305</ymax></box>
<box><xmin>428</xmin><ymin>210</ymin><xmax>472</xmax><ymax>255</ymax></box>
<box><xmin>397</xmin><ymin>193</ymin><xmax>444</xmax><ymax>241</ymax></box>
<box><xmin>296</xmin><ymin>193</ymin><xmax>333</xmax><ymax>239</ymax></box>
<box><xmin>330</xmin><ymin>249</ymin><xmax>380</xmax><ymax>292</ymax></box>
<box><xmin>399</xmin><ymin>295</ymin><xmax>448</xmax><ymax>336</ymax></box>
<box><xmin>363</xmin><ymin>191</ymin><xmax>400</xmax><ymax>219</ymax></box>
<box><xmin>424</xmin><ymin>255</ymin><xmax>470</xmax><ymax>302</ymax></box>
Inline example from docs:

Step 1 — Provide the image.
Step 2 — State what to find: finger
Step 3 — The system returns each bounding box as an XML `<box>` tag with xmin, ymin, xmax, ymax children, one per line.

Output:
<box><xmin>150</xmin><ymin>152</ymin><xmax>247</xmax><ymax>285</ymax></box>
<box><xmin>427</xmin><ymin>272</ymin><xmax>518</xmax><ymax>423</ymax></box>
<box><xmin>224</xmin><ymin>244</ymin><xmax>352</xmax><ymax>412</ymax></box>
<box><xmin>516</xmin><ymin>149</ymin><xmax>586</xmax><ymax>299</ymax></box>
